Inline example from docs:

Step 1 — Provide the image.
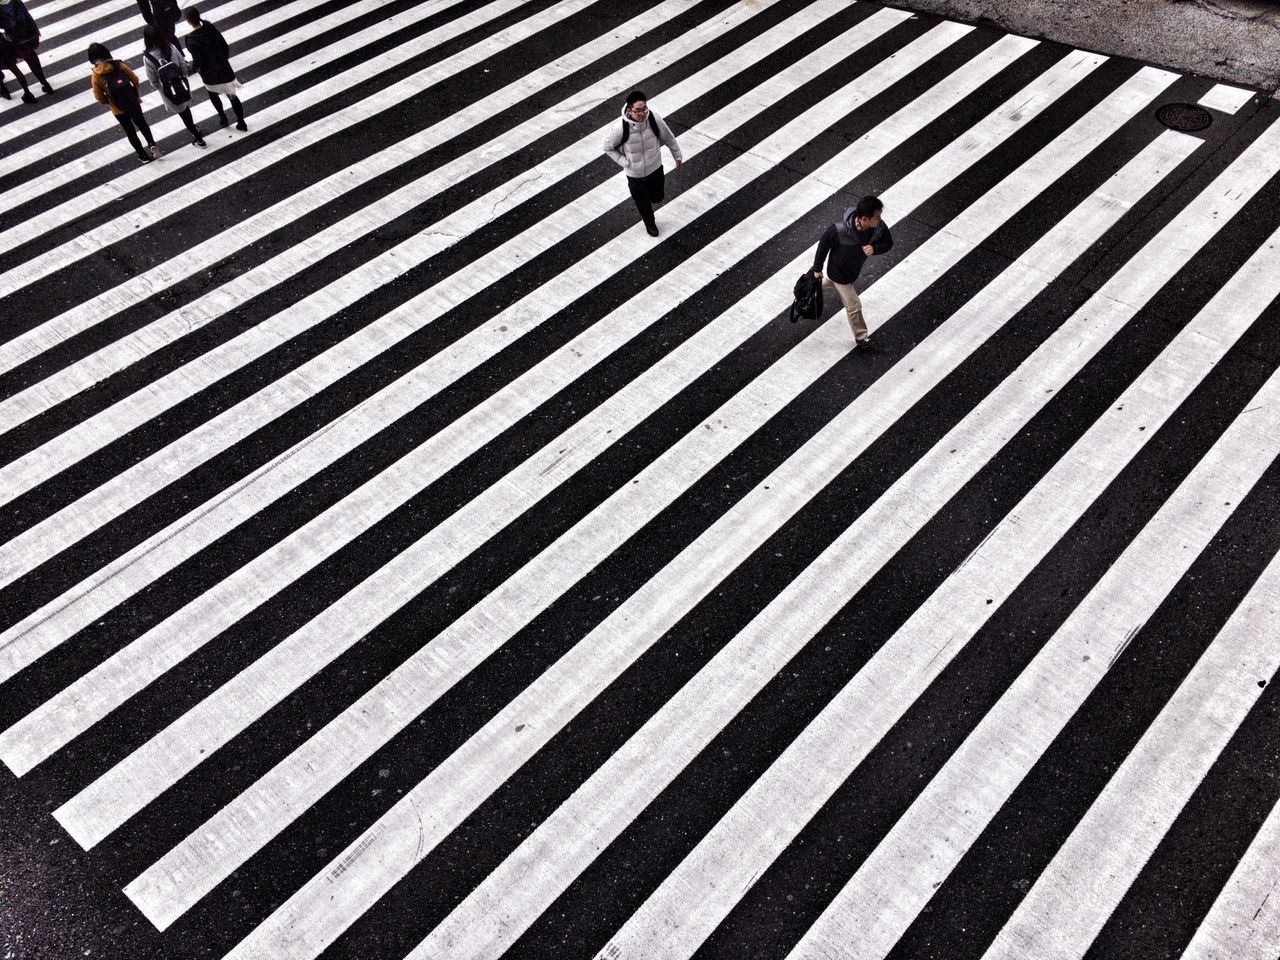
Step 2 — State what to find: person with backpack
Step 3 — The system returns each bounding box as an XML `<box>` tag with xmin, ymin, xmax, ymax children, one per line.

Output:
<box><xmin>812</xmin><ymin>195</ymin><xmax>893</xmax><ymax>348</ymax></box>
<box><xmin>1</xmin><ymin>34</ymin><xmax>35</xmax><ymax>102</ymax></box>
<box><xmin>142</xmin><ymin>23</ymin><xmax>206</xmax><ymax>148</ymax></box>
<box><xmin>602</xmin><ymin>90</ymin><xmax>682</xmax><ymax>238</ymax></box>
<box><xmin>0</xmin><ymin>0</ymin><xmax>52</xmax><ymax>96</ymax></box>
<box><xmin>184</xmin><ymin>5</ymin><xmax>246</xmax><ymax>130</ymax></box>
<box><xmin>89</xmin><ymin>42</ymin><xmax>161</xmax><ymax>164</ymax></box>
<box><xmin>137</xmin><ymin>0</ymin><xmax>183</xmax><ymax>52</ymax></box>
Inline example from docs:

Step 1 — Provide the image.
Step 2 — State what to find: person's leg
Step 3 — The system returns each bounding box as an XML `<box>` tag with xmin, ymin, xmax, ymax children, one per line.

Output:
<box><xmin>649</xmin><ymin>165</ymin><xmax>666</xmax><ymax>204</ymax></box>
<box><xmin>23</xmin><ymin>51</ymin><xmax>50</xmax><ymax>91</ymax></box>
<box><xmin>229</xmin><ymin>94</ymin><xmax>246</xmax><ymax>129</ymax></box>
<box><xmin>179</xmin><ymin>105</ymin><xmax>205</xmax><ymax>144</ymax></box>
<box><xmin>826</xmin><ymin>278</ymin><xmax>869</xmax><ymax>343</ymax></box>
<box><xmin>132</xmin><ymin>107</ymin><xmax>160</xmax><ymax>154</ymax></box>
<box><xmin>116</xmin><ymin>112</ymin><xmax>146</xmax><ymax>157</ymax></box>
<box><xmin>628</xmin><ymin>173</ymin><xmax>657</xmax><ymax>234</ymax></box>
<box><xmin>208</xmin><ymin>91</ymin><xmax>229</xmax><ymax>125</ymax></box>
<box><xmin>2</xmin><ymin>64</ymin><xmax>34</xmax><ymax>101</ymax></box>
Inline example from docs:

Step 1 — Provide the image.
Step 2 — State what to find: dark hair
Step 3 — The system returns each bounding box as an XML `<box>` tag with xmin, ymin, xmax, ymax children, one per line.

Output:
<box><xmin>855</xmin><ymin>195</ymin><xmax>884</xmax><ymax>219</ymax></box>
<box><xmin>184</xmin><ymin>5</ymin><xmax>201</xmax><ymax>25</ymax></box>
<box><xmin>625</xmin><ymin>89</ymin><xmax>647</xmax><ymax>108</ymax></box>
<box><xmin>87</xmin><ymin>41</ymin><xmax>112</xmax><ymax>63</ymax></box>
<box><xmin>143</xmin><ymin>24</ymin><xmax>169</xmax><ymax>53</ymax></box>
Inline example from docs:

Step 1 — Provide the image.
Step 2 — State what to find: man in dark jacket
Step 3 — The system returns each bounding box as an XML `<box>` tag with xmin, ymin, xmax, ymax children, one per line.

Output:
<box><xmin>812</xmin><ymin>195</ymin><xmax>893</xmax><ymax>347</ymax></box>
<box><xmin>138</xmin><ymin>0</ymin><xmax>183</xmax><ymax>51</ymax></box>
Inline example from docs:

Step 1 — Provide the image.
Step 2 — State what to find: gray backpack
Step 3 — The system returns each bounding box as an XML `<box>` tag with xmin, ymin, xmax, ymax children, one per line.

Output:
<box><xmin>146</xmin><ymin>49</ymin><xmax>190</xmax><ymax>104</ymax></box>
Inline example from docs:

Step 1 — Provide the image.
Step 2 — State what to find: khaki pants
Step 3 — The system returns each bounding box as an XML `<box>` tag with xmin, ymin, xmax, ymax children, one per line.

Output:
<box><xmin>823</xmin><ymin>276</ymin><xmax>869</xmax><ymax>342</ymax></box>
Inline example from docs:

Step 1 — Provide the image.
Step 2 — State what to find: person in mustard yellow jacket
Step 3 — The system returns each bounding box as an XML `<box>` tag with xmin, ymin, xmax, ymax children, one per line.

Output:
<box><xmin>89</xmin><ymin>42</ymin><xmax>161</xmax><ymax>164</ymax></box>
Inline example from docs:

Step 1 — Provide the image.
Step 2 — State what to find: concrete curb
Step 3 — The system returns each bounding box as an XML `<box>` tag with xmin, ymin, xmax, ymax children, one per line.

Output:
<box><xmin>886</xmin><ymin>0</ymin><xmax>1280</xmax><ymax>98</ymax></box>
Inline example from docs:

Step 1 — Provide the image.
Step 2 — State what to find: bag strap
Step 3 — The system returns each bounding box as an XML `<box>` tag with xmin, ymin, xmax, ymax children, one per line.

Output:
<box><xmin>147</xmin><ymin>46</ymin><xmax>177</xmax><ymax>69</ymax></box>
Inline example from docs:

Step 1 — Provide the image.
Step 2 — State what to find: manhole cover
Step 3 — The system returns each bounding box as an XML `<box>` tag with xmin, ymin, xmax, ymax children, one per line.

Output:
<box><xmin>1156</xmin><ymin>102</ymin><xmax>1213</xmax><ymax>132</ymax></box>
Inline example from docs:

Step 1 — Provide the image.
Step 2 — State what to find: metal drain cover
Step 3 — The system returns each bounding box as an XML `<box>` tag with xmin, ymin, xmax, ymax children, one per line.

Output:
<box><xmin>1156</xmin><ymin>102</ymin><xmax>1213</xmax><ymax>132</ymax></box>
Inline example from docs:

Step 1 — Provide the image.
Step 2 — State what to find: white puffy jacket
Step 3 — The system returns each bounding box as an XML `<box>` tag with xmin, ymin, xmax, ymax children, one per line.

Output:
<box><xmin>602</xmin><ymin>104</ymin><xmax>682</xmax><ymax>178</ymax></box>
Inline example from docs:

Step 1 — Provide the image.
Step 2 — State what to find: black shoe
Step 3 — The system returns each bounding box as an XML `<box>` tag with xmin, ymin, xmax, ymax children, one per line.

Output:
<box><xmin>854</xmin><ymin>336</ymin><xmax>873</xmax><ymax>350</ymax></box>
<box><xmin>193</xmin><ymin>134</ymin><xmax>207</xmax><ymax>147</ymax></box>
<box><xmin>137</xmin><ymin>152</ymin><xmax>154</xmax><ymax>164</ymax></box>
<box><xmin>0</xmin><ymin>84</ymin><xmax>9</xmax><ymax>100</ymax></box>
<box><xmin>21</xmin><ymin>91</ymin><xmax>35</xmax><ymax>104</ymax></box>
<box><xmin>218</xmin><ymin>114</ymin><xmax>230</xmax><ymax>127</ymax></box>
<box><xmin>645</xmin><ymin>222</ymin><xmax>659</xmax><ymax>237</ymax></box>
<box><xmin>41</xmin><ymin>82</ymin><xmax>53</xmax><ymax>94</ymax></box>
<box><xmin>235</xmin><ymin>120</ymin><xmax>247</xmax><ymax>131</ymax></box>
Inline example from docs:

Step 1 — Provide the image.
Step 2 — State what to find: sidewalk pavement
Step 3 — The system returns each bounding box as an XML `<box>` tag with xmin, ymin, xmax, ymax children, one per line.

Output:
<box><xmin>889</xmin><ymin>0</ymin><xmax>1280</xmax><ymax>94</ymax></box>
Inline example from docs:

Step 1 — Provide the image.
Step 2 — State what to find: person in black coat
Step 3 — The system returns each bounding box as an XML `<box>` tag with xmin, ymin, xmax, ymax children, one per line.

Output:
<box><xmin>0</xmin><ymin>0</ymin><xmax>51</xmax><ymax>94</ymax></box>
<box><xmin>137</xmin><ymin>0</ymin><xmax>183</xmax><ymax>52</ymax></box>
<box><xmin>0</xmin><ymin>33</ymin><xmax>35</xmax><ymax>102</ymax></box>
<box><xmin>812</xmin><ymin>195</ymin><xmax>893</xmax><ymax>347</ymax></box>
<box><xmin>184</xmin><ymin>5</ymin><xmax>246</xmax><ymax>130</ymax></box>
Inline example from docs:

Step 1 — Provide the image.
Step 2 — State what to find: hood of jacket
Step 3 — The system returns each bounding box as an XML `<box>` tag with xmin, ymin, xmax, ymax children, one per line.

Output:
<box><xmin>620</xmin><ymin>104</ymin><xmax>649</xmax><ymax>127</ymax></box>
<box><xmin>835</xmin><ymin>206</ymin><xmax>884</xmax><ymax>246</ymax></box>
<box><xmin>834</xmin><ymin>207</ymin><xmax>862</xmax><ymax>245</ymax></box>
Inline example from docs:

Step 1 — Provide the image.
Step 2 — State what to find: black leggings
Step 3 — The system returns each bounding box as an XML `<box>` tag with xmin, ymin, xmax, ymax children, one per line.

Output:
<box><xmin>11</xmin><ymin>44</ymin><xmax>47</xmax><ymax>86</ymax></box>
<box><xmin>23</xmin><ymin>51</ymin><xmax>46</xmax><ymax>86</ymax></box>
<box><xmin>208</xmin><ymin>91</ymin><xmax>244</xmax><ymax>124</ymax></box>
<box><xmin>175</xmin><ymin>105</ymin><xmax>200</xmax><ymax>137</ymax></box>
<box><xmin>116</xmin><ymin>107</ymin><xmax>157</xmax><ymax>154</ymax></box>
<box><xmin>0</xmin><ymin>63</ymin><xmax>32</xmax><ymax>95</ymax></box>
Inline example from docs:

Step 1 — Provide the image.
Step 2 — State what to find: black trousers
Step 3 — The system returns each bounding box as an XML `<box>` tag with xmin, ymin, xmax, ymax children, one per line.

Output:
<box><xmin>627</xmin><ymin>166</ymin><xmax>665</xmax><ymax>227</ymax></box>
<box><xmin>154</xmin><ymin>18</ymin><xmax>184</xmax><ymax>52</ymax></box>
<box><xmin>116</xmin><ymin>107</ymin><xmax>157</xmax><ymax>155</ymax></box>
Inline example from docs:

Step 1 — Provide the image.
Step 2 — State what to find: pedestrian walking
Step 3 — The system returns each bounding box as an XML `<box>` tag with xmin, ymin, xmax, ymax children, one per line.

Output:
<box><xmin>142</xmin><ymin>23</ymin><xmax>206</xmax><ymax>147</ymax></box>
<box><xmin>184</xmin><ymin>5</ymin><xmax>246</xmax><ymax>130</ymax></box>
<box><xmin>0</xmin><ymin>34</ymin><xmax>35</xmax><ymax>102</ymax></box>
<box><xmin>89</xmin><ymin>42</ymin><xmax>161</xmax><ymax>163</ymax></box>
<box><xmin>137</xmin><ymin>0</ymin><xmax>183</xmax><ymax>52</ymax></box>
<box><xmin>811</xmin><ymin>196</ymin><xmax>893</xmax><ymax>348</ymax></box>
<box><xmin>602</xmin><ymin>90</ymin><xmax>682</xmax><ymax>237</ymax></box>
<box><xmin>0</xmin><ymin>0</ymin><xmax>52</xmax><ymax>96</ymax></box>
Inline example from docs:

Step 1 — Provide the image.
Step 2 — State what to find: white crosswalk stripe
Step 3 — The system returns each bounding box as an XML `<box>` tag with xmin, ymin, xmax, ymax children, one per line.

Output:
<box><xmin>1</xmin><ymin>1</ymin><xmax>1277</xmax><ymax>959</ymax></box>
<box><xmin>1182</xmin><ymin>786</ymin><xmax>1280</xmax><ymax>960</ymax></box>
